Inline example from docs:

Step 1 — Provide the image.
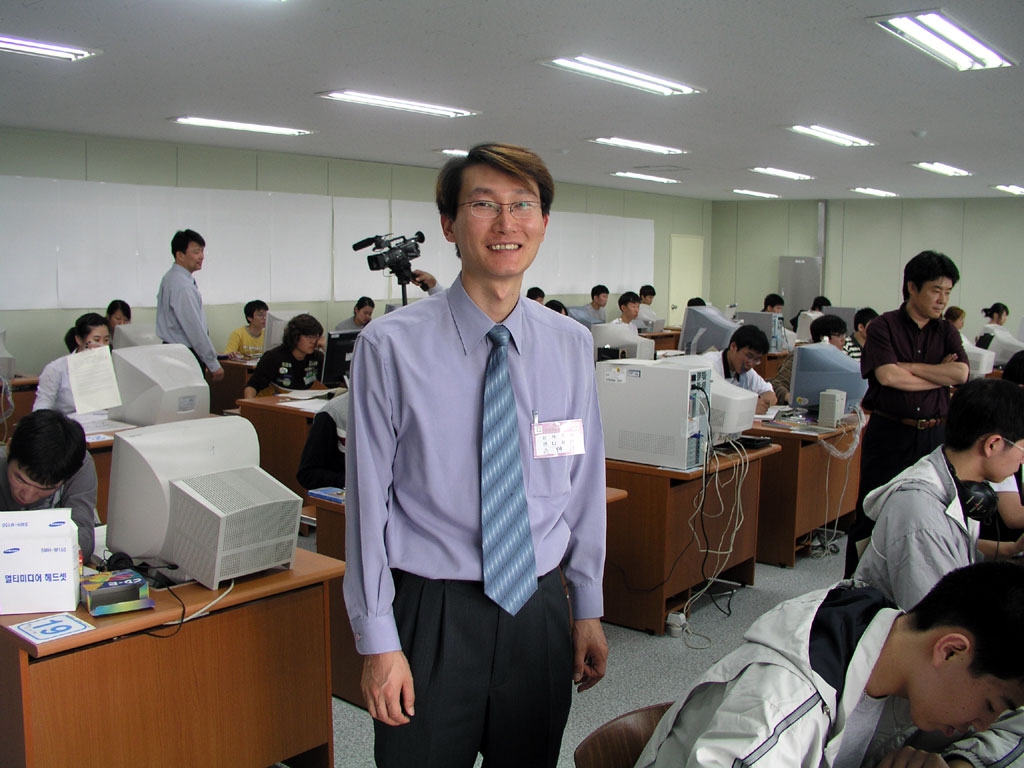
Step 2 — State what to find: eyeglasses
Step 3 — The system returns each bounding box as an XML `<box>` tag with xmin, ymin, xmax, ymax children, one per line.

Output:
<box><xmin>459</xmin><ymin>200</ymin><xmax>543</xmax><ymax>219</ymax></box>
<box><xmin>999</xmin><ymin>436</ymin><xmax>1024</xmax><ymax>457</ymax></box>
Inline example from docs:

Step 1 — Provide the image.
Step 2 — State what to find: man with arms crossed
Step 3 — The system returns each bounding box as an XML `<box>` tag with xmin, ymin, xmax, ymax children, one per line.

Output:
<box><xmin>156</xmin><ymin>229</ymin><xmax>224</xmax><ymax>382</ymax></box>
<box><xmin>345</xmin><ymin>143</ymin><xmax>608</xmax><ymax>767</ymax></box>
<box><xmin>845</xmin><ymin>250</ymin><xmax>968</xmax><ymax>575</ymax></box>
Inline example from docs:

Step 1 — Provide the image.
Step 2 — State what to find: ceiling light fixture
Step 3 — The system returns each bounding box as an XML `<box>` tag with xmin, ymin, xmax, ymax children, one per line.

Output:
<box><xmin>852</xmin><ymin>187</ymin><xmax>899</xmax><ymax>198</ymax></box>
<box><xmin>320</xmin><ymin>90</ymin><xmax>476</xmax><ymax>118</ymax></box>
<box><xmin>994</xmin><ymin>185</ymin><xmax>1024</xmax><ymax>196</ymax></box>
<box><xmin>733</xmin><ymin>189</ymin><xmax>780</xmax><ymax>199</ymax></box>
<box><xmin>0</xmin><ymin>35</ymin><xmax>99</xmax><ymax>61</ymax></box>
<box><xmin>750</xmin><ymin>167</ymin><xmax>813</xmax><ymax>181</ymax></box>
<box><xmin>874</xmin><ymin>11</ymin><xmax>1012</xmax><ymax>71</ymax></box>
<box><xmin>612</xmin><ymin>171</ymin><xmax>680</xmax><ymax>184</ymax></box>
<box><xmin>913</xmin><ymin>161</ymin><xmax>971</xmax><ymax>177</ymax></box>
<box><xmin>172</xmin><ymin>116</ymin><xmax>312</xmax><ymax>136</ymax></box>
<box><xmin>543</xmin><ymin>55</ymin><xmax>700</xmax><ymax>96</ymax></box>
<box><xmin>790</xmin><ymin>124</ymin><xmax>874</xmax><ymax>147</ymax></box>
<box><xmin>436</xmin><ymin>148</ymin><xmax>469</xmax><ymax>157</ymax></box>
<box><xmin>589</xmin><ymin>137</ymin><xmax>685</xmax><ymax>155</ymax></box>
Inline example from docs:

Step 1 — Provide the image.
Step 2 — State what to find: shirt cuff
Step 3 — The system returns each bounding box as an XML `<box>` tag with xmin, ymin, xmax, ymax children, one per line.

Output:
<box><xmin>568</xmin><ymin>579</ymin><xmax>604</xmax><ymax>621</ymax></box>
<box><xmin>350</xmin><ymin>612</ymin><xmax>402</xmax><ymax>655</ymax></box>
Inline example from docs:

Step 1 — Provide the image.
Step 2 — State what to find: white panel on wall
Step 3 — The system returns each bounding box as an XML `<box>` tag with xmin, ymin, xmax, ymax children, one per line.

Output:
<box><xmin>267</xmin><ymin>192</ymin><xmax>332</xmax><ymax>302</ymax></box>
<box><xmin>390</xmin><ymin>200</ymin><xmax>456</xmax><ymax>295</ymax></box>
<box><xmin>333</xmin><ymin>197</ymin><xmax>391</xmax><ymax>301</ymax></box>
<box><xmin>197</xmin><ymin>188</ymin><xmax>269</xmax><ymax>305</ymax></box>
<box><xmin>0</xmin><ymin>177</ymin><xmax>61</xmax><ymax>310</ymax></box>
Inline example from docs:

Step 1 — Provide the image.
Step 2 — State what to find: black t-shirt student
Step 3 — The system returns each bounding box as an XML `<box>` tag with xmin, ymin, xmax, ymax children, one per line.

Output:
<box><xmin>246</xmin><ymin>345</ymin><xmax>323</xmax><ymax>392</ymax></box>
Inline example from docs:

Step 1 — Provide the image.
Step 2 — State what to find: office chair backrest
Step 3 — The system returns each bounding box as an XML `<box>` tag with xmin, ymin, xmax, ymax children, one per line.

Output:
<box><xmin>573</xmin><ymin>702</ymin><xmax>672</xmax><ymax>768</ymax></box>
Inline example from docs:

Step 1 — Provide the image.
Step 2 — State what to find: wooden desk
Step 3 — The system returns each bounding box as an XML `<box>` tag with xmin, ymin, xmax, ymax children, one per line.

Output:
<box><xmin>7</xmin><ymin>376</ymin><xmax>38</xmax><ymax>431</ymax></box>
<box><xmin>603</xmin><ymin>445</ymin><xmax>779</xmax><ymax>635</ymax></box>
<box><xmin>746</xmin><ymin>421</ymin><xmax>862</xmax><ymax>567</ymax></box>
<box><xmin>0</xmin><ymin>549</ymin><xmax>344</xmax><ymax>768</ymax></box>
<box><xmin>206</xmin><ymin>359</ymin><xmax>255</xmax><ymax>414</ymax></box>
<box><xmin>237</xmin><ymin>394</ymin><xmax>323</xmax><ymax>499</ymax></box>
<box><xmin>640</xmin><ymin>329</ymin><xmax>681</xmax><ymax>351</ymax></box>
<box><xmin>754</xmin><ymin>351</ymin><xmax>789</xmax><ymax>380</ymax></box>
<box><xmin>314</xmin><ymin>487</ymin><xmax>630</xmax><ymax>708</ymax></box>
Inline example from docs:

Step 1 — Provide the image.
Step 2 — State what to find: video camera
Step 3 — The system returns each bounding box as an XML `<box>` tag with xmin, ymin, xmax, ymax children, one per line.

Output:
<box><xmin>353</xmin><ymin>231</ymin><xmax>425</xmax><ymax>288</ymax></box>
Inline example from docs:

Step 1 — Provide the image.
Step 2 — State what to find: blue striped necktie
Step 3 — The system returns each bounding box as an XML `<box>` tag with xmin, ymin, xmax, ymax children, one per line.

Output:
<box><xmin>481</xmin><ymin>324</ymin><xmax>537</xmax><ymax>615</ymax></box>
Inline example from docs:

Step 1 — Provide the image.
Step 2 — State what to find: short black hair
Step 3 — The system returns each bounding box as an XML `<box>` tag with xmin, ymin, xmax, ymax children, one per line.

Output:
<box><xmin>436</xmin><ymin>143</ymin><xmax>554</xmax><ymax>220</ymax></box>
<box><xmin>73</xmin><ymin>312</ymin><xmax>110</xmax><ymax>346</ymax></box>
<box><xmin>639</xmin><ymin>285</ymin><xmax>656</xmax><ymax>299</ymax></box>
<box><xmin>945</xmin><ymin>378</ymin><xmax>1024</xmax><ymax>451</ymax></box>
<box><xmin>282</xmin><ymin>314</ymin><xmax>324</xmax><ymax>352</ymax></box>
<box><xmin>355</xmin><ymin>296</ymin><xmax>375</xmax><ymax>311</ymax></box>
<box><xmin>909</xmin><ymin>561</ymin><xmax>1024</xmax><ymax>683</ymax></box>
<box><xmin>853</xmin><ymin>307</ymin><xmax>878</xmax><ymax>331</ymax></box>
<box><xmin>63</xmin><ymin>327</ymin><xmax>77</xmax><ymax>353</ymax></box>
<box><xmin>729</xmin><ymin>325</ymin><xmax>770</xmax><ymax>355</ymax></box>
<box><xmin>809</xmin><ymin>314</ymin><xmax>847</xmax><ymax>343</ymax></box>
<box><xmin>687</xmin><ymin>297</ymin><xmax>706</xmax><ymax>307</ymax></box>
<box><xmin>526</xmin><ymin>287</ymin><xmax>545</xmax><ymax>301</ymax></box>
<box><xmin>762</xmin><ymin>293</ymin><xmax>784</xmax><ymax>310</ymax></box>
<box><xmin>170</xmin><ymin>229</ymin><xmax>205</xmax><ymax>258</ymax></box>
<box><xmin>618</xmin><ymin>291</ymin><xmax>641</xmax><ymax>310</ymax></box>
<box><xmin>810</xmin><ymin>296</ymin><xmax>831</xmax><ymax>312</ymax></box>
<box><xmin>591</xmin><ymin>285</ymin><xmax>609</xmax><ymax>300</ymax></box>
<box><xmin>903</xmin><ymin>250</ymin><xmax>960</xmax><ymax>301</ymax></box>
<box><xmin>243</xmin><ymin>299</ymin><xmax>269</xmax><ymax>322</ymax></box>
<box><xmin>1003</xmin><ymin>351</ymin><xmax>1024</xmax><ymax>386</ymax></box>
<box><xmin>545</xmin><ymin>299</ymin><xmax>568</xmax><ymax>315</ymax></box>
<box><xmin>105</xmin><ymin>299</ymin><xmax>131</xmax><ymax>322</ymax></box>
<box><xmin>8</xmin><ymin>409</ymin><xmax>87</xmax><ymax>487</ymax></box>
<box><xmin>982</xmin><ymin>302</ymin><xmax>1010</xmax><ymax>321</ymax></box>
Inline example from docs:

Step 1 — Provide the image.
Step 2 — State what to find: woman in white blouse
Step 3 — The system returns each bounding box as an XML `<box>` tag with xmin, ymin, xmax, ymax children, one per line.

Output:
<box><xmin>33</xmin><ymin>313</ymin><xmax>111</xmax><ymax>414</ymax></box>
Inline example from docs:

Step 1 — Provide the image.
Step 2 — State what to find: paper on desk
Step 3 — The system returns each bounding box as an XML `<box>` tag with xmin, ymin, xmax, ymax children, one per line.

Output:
<box><xmin>753</xmin><ymin>406</ymin><xmax>784</xmax><ymax>421</ymax></box>
<box><xmin>278</xmin><ymin>389</ymin><xmax>329</xmax><ymax>400</ymax></box>
<box><xmin>278</xmin><ymin>399</ymin><xmax>329</xmax><ymax>413</ymax></box>
<box><xmin>68</xmin><ymin>346</ymin><xmax>121</xmax><ymax>415</ymax></box>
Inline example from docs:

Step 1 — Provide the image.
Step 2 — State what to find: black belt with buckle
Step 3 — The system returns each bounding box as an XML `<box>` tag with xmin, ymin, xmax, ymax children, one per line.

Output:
<box><xmin>871</xmin><ymin>410</ymin><xmax>945</xmax><ymax>430</ymax></box>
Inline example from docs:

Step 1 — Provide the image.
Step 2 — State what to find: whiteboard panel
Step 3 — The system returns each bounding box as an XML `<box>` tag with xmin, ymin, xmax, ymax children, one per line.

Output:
<box><xmin>390</xmin><ymin>200</ymin><xmax>457</xmax><ymax>295</ymax></box>
<box><xmin>333</xmin><ymin>197</ymin><xmax>391</xmax><ymax>301</ymax></box>
<box><xmin>268</xmin><ymin>192</ymin><xmax>332</xmax><ymax>302</ymax></box>
<box><xmin>0</xmin><ymin>177</ymin><xmax>60</xmax><ymax>310</ymax></box>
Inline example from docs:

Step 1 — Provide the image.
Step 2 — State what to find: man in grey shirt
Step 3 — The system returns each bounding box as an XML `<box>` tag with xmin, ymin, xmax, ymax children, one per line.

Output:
<box><xmin>345</xmin><ymin>143</ymin><xmax>608</xmax><ymax>767</ymax></box>
<box><xmin>156</xmin><ymin>229</ymin><xmax>223</xmax><ymax>381</ymax></box>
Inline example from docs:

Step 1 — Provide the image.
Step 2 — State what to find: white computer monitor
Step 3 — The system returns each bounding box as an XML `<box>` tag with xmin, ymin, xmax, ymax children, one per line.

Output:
<box><xmin>789</xmin><ymin>342</ymin><xmax>867</xmax><ymax>411</ymax></box>
<box><xmin>108</xmin><ymin>343</ymin><xmax>210</xmax><ymax>426</ymax></box>
<box><xmin>794</xmin><ymin>311</ymin><xmax>823</xmax><ymax>342</ymax></box>
<box><xmin>989</xmin><ymin>327</ymin><xmax>1024</xmax><ymax>367</ymax></box>
<box><xmin>963</xmin><ymin>340</ymin><xmax>995</xmax><ymax>379</ymax></box>
<box><xmin>0</xmin><ymin>329</ymin><xmax>14</xmax><ymax>379</ymax></box>
<box><xmin>707</xmin><ymin>372</ymin><xmax>757</xmax><ymax>445</ymax></box>
<box><xmin>105</xmin><ymin>416</ymin><xmax>301</xmax><ymax>589</ymax></box>
<box><xmin>828</xmin><ymin>306</ymin><xmax>858</xmax><ymax>332</ymax></box>
<box><xmin>735</xmin><ymin>311</ymin><xmax>787</xmax><ymax>353</ymax></box>
<box><xmin>678</xmin><ymin>306</ymin><xmax>740</xmax><ymax>354</ymax></box>
<box><xmin>264</xmin><ymin>310</ymin><xmax>310</xmax><ymax>349</ymax></box>
<box><xmin>590</xmin><ymin>323</ymin><xmax>655</xmax><ymax>361</ymax></box>
<box><xmin>112</xmin><ymin>323</ymin><xmax>162</xmax><ymax>349</ymax></box>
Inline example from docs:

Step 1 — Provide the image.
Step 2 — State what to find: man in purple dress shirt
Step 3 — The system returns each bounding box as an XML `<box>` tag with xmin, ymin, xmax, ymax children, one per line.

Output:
<box><xmin>344</xmin><ymin>143</ymin><xmax>608</xmax><ymax>767</ymax></box>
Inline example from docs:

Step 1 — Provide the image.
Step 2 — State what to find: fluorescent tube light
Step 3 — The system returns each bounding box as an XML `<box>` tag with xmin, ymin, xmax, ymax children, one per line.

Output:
<box><xmin>790</xmin><ymin>125</ymin><xmax>874</xmax><ymax>147</ymax></box>
<box><xmin>874</xmin><ymin>11</ymin><xmax>1012</xmax><ymax>71</ymax></box>
<box><xmin>611</xmin><ymin>172</ymin><xmax>680</xmax><ymax>184</ymax></box>
<box><xmin>0</xmin><ymin>35</ymin><xmax>99</xmax><ymax>61</ymax></box>
<box><xmin>750</xmin><ymin>167</ymin><xmax>813</xmax><ymax>181</ymax></box>
<box><xmin>733</xmin><ymin>189</ymin><xmax>780</xmax><ymax>199</ymax></box>
<box><xmin>589</xmin><ymin>137</ymin><xmax>685</xmax><ymax>155</ymax></box>
<box><xmin>320</xmin><ymin>90</ymin><xmax>476</xmax><ymax>118</ymax></box>
<box><xmin>543</xmin><ymin>55</ymin><xmax>700</xmax><ymax>96</ymax></box>
<box><xmin>913</xmin><ymin>161</ymin><xmax>971</xmax><ymax>177</ymax></box>
<box><xmin>437</xmin><ymin>148</ymin><xmax>469</xmax><ymax>157</ymax></box>
<box><xmin>172</xmin><ymin>116</ymin><xmax>312</xmax><ymax>136</ymax></box>
<box><xmin>994</xmin><ymin>185</ymin><xmax>1024</xmax><ymax>196</ymax></box>
<box><xmin>852</xmin><ymin>187</ymin><xmax>899</xmax><ymax>198</ymax></box>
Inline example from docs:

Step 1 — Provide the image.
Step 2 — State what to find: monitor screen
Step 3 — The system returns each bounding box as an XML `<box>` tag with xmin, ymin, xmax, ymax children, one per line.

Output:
<box><xmin>678</xmin><ymin>306</ymin><xmax>739</xmax><ymax>354</ymax></box>
<box><xmin>264</xmin><ymin>310</ymin><xmax>309</xmax><ymax>349</ymax></box>
<box><xmin>590</xmin><ymin>323</ymin><xmax>654</xmax><ymax>361</ymax></box>
<box><xmin>109</xmin><ymin>343</ymin><xmax>210</xmax><ymax>426</ymax></box>
<box><xmin>105</xmin><ymin>416</ymin><xmax>301</xmax><ymax>588</ymax></box>
<box><xmin>735</xmin><ymin>311</ymin><xmax>787</xmax><ymax>353</ymax></box>
<box><xmin>112</xmin><ymin>323</ymin><xmax>162</xmax><ymax>350</ymax></box>
<box><xmin>828</xmin><ymin>306</ymin><xmax>858</xmax><ymax>331</ymax></box>
<box><xmin>321</xmin><ymin>330</ymin><xmax>360</xmax><ymax>387</ymax></box>
<box><xmin>990</xmin><ymin>327</ymin><xmax>1024</xmax><ymax>367</ymax></box>
<box><xmin>789</xmin><ymin>342</ymin><xmax>867</xmax><ymax>411</ymax></box>
<box><xmin>794</xmin><ymin>311</ymin><xmax>823</xmax><ymax>342</ymax></box>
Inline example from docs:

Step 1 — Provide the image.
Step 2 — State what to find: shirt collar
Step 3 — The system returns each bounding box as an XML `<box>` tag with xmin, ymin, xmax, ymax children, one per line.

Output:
<box><xmin>447</xmin><ymin>273</ymin><xmax>527</xmax><ymax>357</ymax></box>
<box><xmin>898</xmin><ymin>302</ymin><xmax>938</xmax><ymax>331</ymax></box>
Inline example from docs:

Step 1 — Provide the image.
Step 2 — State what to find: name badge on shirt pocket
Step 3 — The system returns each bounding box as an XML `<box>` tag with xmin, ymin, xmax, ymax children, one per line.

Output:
<box><xmin>532</xmin><ymin>419</ymin><xmax>585</xmax><ymax>459</ymax></box>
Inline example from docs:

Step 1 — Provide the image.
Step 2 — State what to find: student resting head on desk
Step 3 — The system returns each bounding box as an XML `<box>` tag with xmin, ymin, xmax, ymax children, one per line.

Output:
<box><xmin>225</xmin><ymin>299</ymin><xmax>268</xmax><ymax>359</ymax></box>
<box><xmin>0</xmin><ymin>409</ymin><xmax>98</xmax><ymax>563</ymax></box>
<box><xmin>35</xmin><ymin>312</ymin><xmax>111</xmax><ymax>415</ymax></box>
<box><xmin>243</xmin><ymin>313</ymin><xmax>323</xmax><ymax>399</ymax></box>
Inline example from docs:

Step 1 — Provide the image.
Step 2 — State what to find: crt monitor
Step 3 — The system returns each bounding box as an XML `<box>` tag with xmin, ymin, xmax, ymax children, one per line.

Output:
<box><xmin>678</xmin><ymin>306</ymin><xmax>740</xmax><ymax>354</ymax></box>
<box><xmin>321</xmin><ymin>330</ymin><xmax>360</xmax><ymax>387</ymax></box>
<box><xmin>112</xmin><ymin>323</ymin><xmax>162</xmax><ymax>350</ymax></box>
<box><xmin>707</xmin><ymin>373</ymin><xmax>757</xmax><ymax>445</ymax></box>
<box><xmin>989</xmin><ymin>327</ymin><xmax>1024</xmax><ymax>367</ymax></box>
<box><xmin>109</xmin><ymin>343</ymin><xmax>210</xmax><ymax>426</ymax></box>
<box><xmin>0</xmin><ymin>329</ymin><xmax>14</xmax><ymax>379</ymax></box>
<box><xmin>264</xmin><ymin>309</ymin><xmax>310</xmax><ymax>349</ymax></box>
<box><xmin>105</xmin><ymin>416</ymin><xmax>301</xmax><ymax>589</ymax></box>
<box><xmin>590</xmin><ymin>323</ymin><xmax>655</xmax><ymax>361</ymax></box>
<box><xmin>789</xmin><ymin>342</ymin><xmax>868</xmax><ymax>411</ymax></box>
<box><xmin>794</xmin><ymin>311</ymin><xmax>823</xmax><ymax>342</ymax></box>
<box><xmin>963</xmin><ymin>341</ymin><xmax>995</xmax><ymax>379</ymax></box>
<box><xmin>735</xmin><ymin>311</ymin><xmax>787</xmax><ymax>353</ymax></box>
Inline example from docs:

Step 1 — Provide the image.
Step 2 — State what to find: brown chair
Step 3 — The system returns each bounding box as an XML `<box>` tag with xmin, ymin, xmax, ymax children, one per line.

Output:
<box><xmin>574</xmin><ymin>701</ymin><xmax>673</xmax><ymax>768</ymax></box>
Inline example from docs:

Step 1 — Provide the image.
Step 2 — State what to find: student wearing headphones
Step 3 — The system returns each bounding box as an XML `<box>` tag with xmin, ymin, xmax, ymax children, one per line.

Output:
<box><xmin>853</xmin><ymin>378</ymin><xmax>1024</xmax><ymax>610</ymax></box>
